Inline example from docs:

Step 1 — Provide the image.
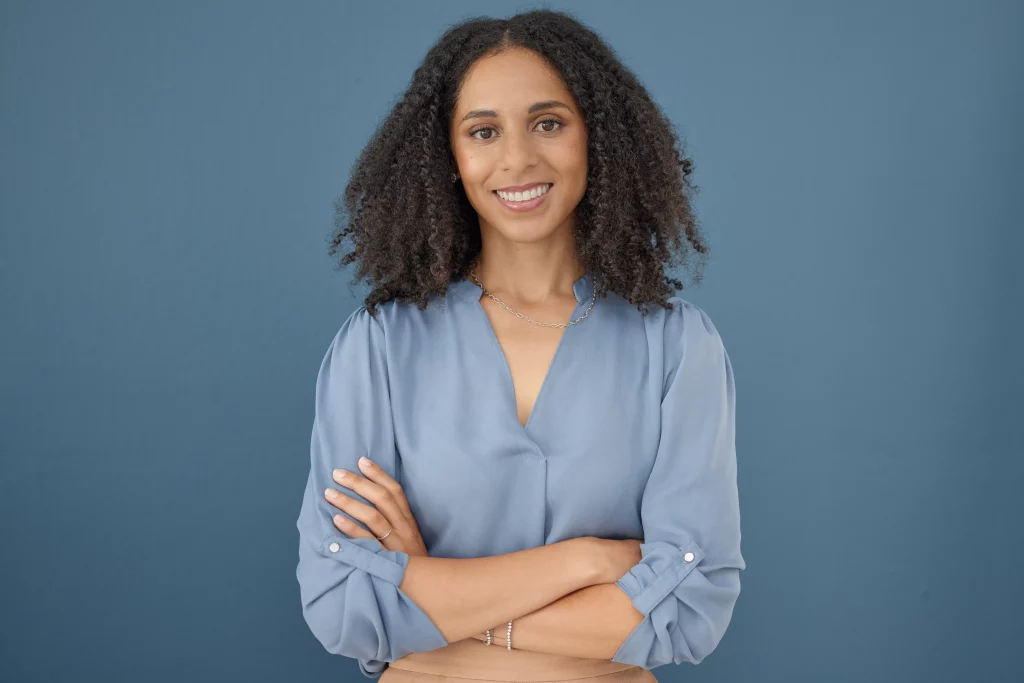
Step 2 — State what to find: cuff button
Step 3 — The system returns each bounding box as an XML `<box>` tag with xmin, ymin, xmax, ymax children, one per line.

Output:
<box><xmin>329</xmin><ymin>542</ymin><xmax>341</xmax><ymax>553</ymax></box>
<box><xmin>683</xmin><ymin>551</ymin><xmax>695</xmax><ymax>562</ymax></box>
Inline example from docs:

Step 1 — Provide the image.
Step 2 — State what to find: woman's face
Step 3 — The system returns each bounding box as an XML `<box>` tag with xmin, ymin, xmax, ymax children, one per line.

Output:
<box><xmin>449</xmin><ymin>47</ymin><xmax>588</xmax><ymax>245</ymax></box>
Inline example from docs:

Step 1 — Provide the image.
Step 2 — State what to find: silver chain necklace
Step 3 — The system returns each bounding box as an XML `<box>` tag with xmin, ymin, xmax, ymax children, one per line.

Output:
<box><xmin>469</xmin><ymin>266</ymin><xmax>597</xmax><ymax>328</ymax></box>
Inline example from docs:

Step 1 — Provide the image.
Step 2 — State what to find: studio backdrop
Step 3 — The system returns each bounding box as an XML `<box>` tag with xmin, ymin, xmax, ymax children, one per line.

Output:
<box><xmin>1</xmin><ymin>1</ymin><xmax>1020</xmax><ymax>682</ymax></box>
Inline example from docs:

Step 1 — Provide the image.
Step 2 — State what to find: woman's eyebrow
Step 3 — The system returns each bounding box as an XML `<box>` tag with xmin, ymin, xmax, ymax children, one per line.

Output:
<box><xmin>459</xmin><ymin>100</ymin><xmax>573</xmax><ymax>123</ymax></box>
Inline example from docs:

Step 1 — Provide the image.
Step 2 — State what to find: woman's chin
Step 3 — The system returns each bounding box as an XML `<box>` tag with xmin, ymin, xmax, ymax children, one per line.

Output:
<box><xmin>490</xmin><ymin>221</ymin><xmax>567</xmax><ymax>244</ymax></box>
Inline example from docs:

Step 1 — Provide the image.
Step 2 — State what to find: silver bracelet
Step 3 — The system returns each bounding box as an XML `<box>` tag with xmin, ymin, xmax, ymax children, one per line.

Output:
<box><xmin>484</xmin><ymin>620</ymin><xmax>514</xmax><ymax>650</ymax></box>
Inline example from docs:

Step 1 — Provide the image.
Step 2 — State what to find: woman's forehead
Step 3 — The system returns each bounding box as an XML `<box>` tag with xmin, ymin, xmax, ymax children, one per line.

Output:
<box><xmin>454</xmin><ymin>51</ymin><xmax>574</xmax><ymax>119</ymax></box>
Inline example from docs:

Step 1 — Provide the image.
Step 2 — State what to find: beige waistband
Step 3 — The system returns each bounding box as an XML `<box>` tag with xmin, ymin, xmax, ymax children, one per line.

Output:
<box><xmin>387</xmin><ymin>637</ymin><xmax>641</xmax><ymax>682</ymax></box>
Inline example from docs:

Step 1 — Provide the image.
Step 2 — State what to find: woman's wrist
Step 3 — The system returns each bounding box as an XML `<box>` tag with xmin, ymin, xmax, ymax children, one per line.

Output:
<box><xmin>468</xmin><ymin>538</ymin><xmax>605</xmax><ymax>646</ymax></box>
<box><xmin>472</xmin><ymin>623</ymin><xmax>509</xmax><ymax>644</ymax></box>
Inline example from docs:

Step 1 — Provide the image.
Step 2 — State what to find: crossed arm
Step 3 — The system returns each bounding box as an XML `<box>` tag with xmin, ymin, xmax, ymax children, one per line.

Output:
<box><xmin>299</xmin><ymin>303</ymin><xmax>742</xmax><ymax>671</ymax></box>
<box><xmin>464</xmin><ymin>581</ymin><xmax>646</xmax><ymax>659</ymax></box>
<box><xmin>399</xmin><ymin>542</ymin><xmax>646</xmax><ymax>660</ymax></box>
<box><xmin>320</xmin><ymin>452</ymin><xmax>645</xmax><ymax>660</ymax></box>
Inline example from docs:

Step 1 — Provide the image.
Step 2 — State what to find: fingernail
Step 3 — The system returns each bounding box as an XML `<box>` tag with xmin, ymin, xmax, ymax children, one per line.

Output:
<box><xmin>359</xmin><ymin>457</ymin><xmax>372</xmax><ymax>468</ymax></box>
<box><xmin>325</xmin><ymin>489</ymin><xmax>337</xmax><ymax>499</ymax></box>
<box><xmin>334</xmin><ymin>468</ymin><xmax>347</xmax><ymax>479</ymax></box>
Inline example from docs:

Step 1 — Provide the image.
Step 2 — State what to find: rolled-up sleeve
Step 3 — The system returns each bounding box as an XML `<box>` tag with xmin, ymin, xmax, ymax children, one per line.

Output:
<box><xmin>295</xmin><ymin>306</ymin><xmax>448</xmax><ymax>678</ymax></box>
<box><xmin>611</xmin><ymin>301</ymin><xmax>745</xmax><ymax>670</ymax></box>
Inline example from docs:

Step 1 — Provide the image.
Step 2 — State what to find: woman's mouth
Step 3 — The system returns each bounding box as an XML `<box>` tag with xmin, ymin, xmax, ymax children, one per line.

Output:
<box><xmin>492</xmin><ymin>183</ymin><xmax>552</xmax><ymax>212</ymax></box>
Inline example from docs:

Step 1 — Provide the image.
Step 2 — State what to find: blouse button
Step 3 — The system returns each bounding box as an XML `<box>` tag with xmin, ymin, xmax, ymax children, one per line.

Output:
<box><xmin>683</xmin><ymin>552</ymin><xmax>695</xmax><ymax>563</ymax></box>
<box><xmin>329</xmin><ymin>542</ymin><xmax>341</xmax><ymax>553</ymax></box>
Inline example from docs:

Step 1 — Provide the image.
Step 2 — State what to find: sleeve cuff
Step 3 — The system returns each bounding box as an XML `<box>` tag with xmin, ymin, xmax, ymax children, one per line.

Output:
<box><xmin>314</xmin><ymin>532</ymin><xmax>448</xmax><ymax>676</ymax></box>
<box><xmin>358</xmin><ymin>657</ymin><xmax>386</xmax><ymax>678</ymax></box>
<box><xmin>614</xmin><ymin>539</ymin><xmax>705</xmax><ymax>616</ymax></box>
<box><xmin>319</xmin><ymin>533</ymin><xmax>410</xmax><ymax>586</ymax></box>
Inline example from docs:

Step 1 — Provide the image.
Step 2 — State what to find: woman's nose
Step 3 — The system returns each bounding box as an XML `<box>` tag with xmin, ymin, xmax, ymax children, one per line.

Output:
<box><xmin>501</xmin><ymin>129</ymin><xmax>538</xmax><ymax>171</ymax></box>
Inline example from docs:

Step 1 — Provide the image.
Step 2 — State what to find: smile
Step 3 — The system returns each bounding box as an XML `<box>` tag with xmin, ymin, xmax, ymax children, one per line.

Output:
<box><xmin>492</xmin><ymin>183</ymin><xmax>552</xmax><ymax>212</ymax></box>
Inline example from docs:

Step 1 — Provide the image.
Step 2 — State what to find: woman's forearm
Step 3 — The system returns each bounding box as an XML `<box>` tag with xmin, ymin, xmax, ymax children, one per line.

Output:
<box><xmin>476</xmin><ymin>582</ymin><xmax>644</xmax><ymax>659</ymax></box>
<box><xmin>399</xmin><ymin>537</ymin><xmax>601</xmax><ymax>644</ymax></box>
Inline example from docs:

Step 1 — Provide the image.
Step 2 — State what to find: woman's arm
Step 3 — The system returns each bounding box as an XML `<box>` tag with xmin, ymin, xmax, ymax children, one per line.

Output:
<box><xmin>399</xmin><ymin>536</ymin><xmax>604</xmax><ymax>644</ymax></box>
<box><xmin>472</xmin><ymin>582</ymin><xmax>644</xmax><ymax>659</ymax></box>
<box><xmin>467</xmin><ymin>538</ymin><xmax>645</xmax><ymax>658</ymax></box>
<box><xmin>608</xmin><ymin>302</ymin><xmax>745</xmax><ymax>668</ymax></box>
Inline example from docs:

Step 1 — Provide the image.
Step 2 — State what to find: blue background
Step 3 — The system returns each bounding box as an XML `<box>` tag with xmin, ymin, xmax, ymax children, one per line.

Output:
<box><xmin>1</xmin><ymin>1</ymin><xmax>1020</xmax><ymax>681</ymax></box>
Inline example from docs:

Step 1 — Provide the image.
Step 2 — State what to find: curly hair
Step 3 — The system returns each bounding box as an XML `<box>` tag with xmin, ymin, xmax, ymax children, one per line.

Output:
<box><xmin>329</xmin><ymin>8</ymin><xmax>709</xmax><ymax>316</ymax></box>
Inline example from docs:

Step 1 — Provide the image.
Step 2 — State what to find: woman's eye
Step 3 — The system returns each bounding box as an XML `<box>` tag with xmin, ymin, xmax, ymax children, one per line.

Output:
<box><xmin>469</xmin><ymin>119</ymin><xmax>563</xmax><ymax>140</ymax></box>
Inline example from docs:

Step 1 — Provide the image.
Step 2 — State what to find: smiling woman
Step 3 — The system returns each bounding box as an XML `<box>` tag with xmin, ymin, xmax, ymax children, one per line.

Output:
<box><xmin>451</xmin><ymin>62</ymin><xmax>587</xmax><ymax>232</ymax></box>
<box><xmin>328</xmin><ymin>11</ymin><xmax>708</xmax><ymax>315</ymax></box>
<box><xmin>296</xmin><ymin>7</ymin><xmax>743</xmax><ymax>683</ymax></box>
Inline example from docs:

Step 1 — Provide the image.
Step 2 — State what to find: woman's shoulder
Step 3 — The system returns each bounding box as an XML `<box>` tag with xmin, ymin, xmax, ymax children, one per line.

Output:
<box><xmin>645</xmin><ymin>295</ymin><xmax>727</xmax><ymax>373</ymax></box>
<box><xmin>318</xmin><ymin>304</ymin><xmax>385</xmax><ymax>366</ymax></box>
<box><xmin>663</xmin><ymin>295</ymin><xmax>722</xmax><ymax>338</ymax></box>
<box><xmin>326</xmin><ymin>292</ymin><xmax>451</xmax><ymax>354</ymax></box>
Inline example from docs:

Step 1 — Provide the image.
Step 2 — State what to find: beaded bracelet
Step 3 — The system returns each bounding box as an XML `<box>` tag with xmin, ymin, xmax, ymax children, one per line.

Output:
<box><xmin>484</xmin><ymin>621</ymin><xmax>513</xmax><ymax>650</ymax></box>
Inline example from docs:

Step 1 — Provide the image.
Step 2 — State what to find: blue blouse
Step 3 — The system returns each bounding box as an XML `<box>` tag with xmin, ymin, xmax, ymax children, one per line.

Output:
<box><xmin>295</xmin><ymin>271</ymin><xmax>745</xmax><ymax>678</ymax></box>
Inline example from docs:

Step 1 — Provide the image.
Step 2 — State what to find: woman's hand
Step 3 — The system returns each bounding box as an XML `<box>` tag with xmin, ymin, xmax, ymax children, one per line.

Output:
<box><xmin>323</xmin><ymin>456</ymin><xmax>429</xmax><ymax>557</ymax></box>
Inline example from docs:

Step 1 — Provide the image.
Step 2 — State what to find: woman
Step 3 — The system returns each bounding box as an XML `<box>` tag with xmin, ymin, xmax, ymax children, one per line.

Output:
<box><xmin>295</xmin><ymin>9</ymin><xmax>745</xmax><ymax>682</ymax></box>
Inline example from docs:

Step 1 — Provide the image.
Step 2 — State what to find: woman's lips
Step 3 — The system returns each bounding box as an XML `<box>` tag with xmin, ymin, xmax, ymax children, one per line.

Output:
<box><xmin>492</xmin><ymin>184</ymin><xmax>552</xmax><ymax>212</ymax></box>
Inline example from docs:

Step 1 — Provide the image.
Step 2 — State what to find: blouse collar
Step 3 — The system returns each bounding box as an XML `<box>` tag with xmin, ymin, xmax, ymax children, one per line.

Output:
<box><xmin>449</xmin><ymin>270</ymin><xmax>595</xmax><ymax>304</ymax></box>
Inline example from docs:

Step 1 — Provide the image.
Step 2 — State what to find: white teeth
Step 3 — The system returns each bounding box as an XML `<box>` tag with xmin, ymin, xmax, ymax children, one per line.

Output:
<box><xmin>496</xmin><ymin>184</ymin><xmax>550</xmax><ymax>202</ymax></box>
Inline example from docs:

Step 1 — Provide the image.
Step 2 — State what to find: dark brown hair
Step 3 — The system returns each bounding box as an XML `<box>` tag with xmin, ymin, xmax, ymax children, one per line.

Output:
<box><xmin>330</xmin><ymin>8</ymin><xmax>709</xmax><ymax>316</ymax></box>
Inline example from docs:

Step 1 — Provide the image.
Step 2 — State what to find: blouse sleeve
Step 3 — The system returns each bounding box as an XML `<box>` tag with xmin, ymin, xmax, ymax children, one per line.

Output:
<box><xmin>295</xmin><ymin>306</ymin><xmax>448</xmax><ymax>679</ymax></box>
<box><xmin>611</xmin><ymin>301</ymin><xmax>746</xmax><ymax>670</ymax></box>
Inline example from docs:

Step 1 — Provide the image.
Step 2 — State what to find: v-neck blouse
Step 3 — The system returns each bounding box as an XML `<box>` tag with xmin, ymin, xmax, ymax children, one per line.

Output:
<box><xmin>295</xmin><ymin>271</ymin><xmax>745</xmax><ymax>678</ymax></box>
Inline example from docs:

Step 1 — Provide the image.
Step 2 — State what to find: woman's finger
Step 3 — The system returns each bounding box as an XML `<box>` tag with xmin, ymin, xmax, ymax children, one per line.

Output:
<box><xmin>355</xmin><ymin>456</ymin><xmax>414</xmax><ymax>518</ymax></box>
<box><xmin>331</xmin><ymin>512</ymin><xmax>376</xmax><ymax>540</ymax></box>
<box><xmin>331</xmin><ymin>467</ymin><xmax>409</xmax><ymax>535</ymax></box>
<box><xmin>324</xmin><ymin>488</ymin><xmax>392</xmax><ymax>540</ymax></box>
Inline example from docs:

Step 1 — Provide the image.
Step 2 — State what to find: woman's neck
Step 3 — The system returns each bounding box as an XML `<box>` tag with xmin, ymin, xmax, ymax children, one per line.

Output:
<box><xmin>470</xmin><ymin>251</ymin><xmax>584</xmax><ymax>307</ymax></box>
